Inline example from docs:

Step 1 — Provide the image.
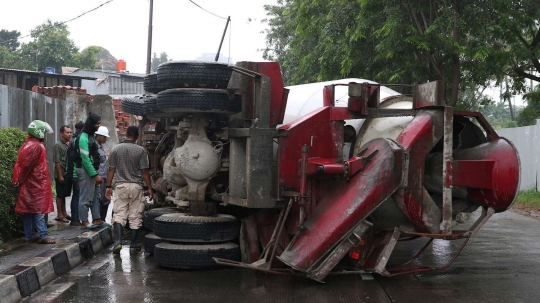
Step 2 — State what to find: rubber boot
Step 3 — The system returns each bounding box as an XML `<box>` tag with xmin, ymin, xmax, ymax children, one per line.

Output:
<box><xmin>112</xmin><ymin>223</ymin><xmax>123</xmax><ymax>254</ymax></box>
<box><xmin>129</xmin><ymin>229</ymin><xmax>141</xmax><ymax>254</ymax></box>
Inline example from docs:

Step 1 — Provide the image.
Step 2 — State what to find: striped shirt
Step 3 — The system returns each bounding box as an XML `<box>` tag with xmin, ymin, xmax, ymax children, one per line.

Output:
<box><xmin>108</xmin><ymin>140</ymin><xmax>149</xmax><ymax>186</ymax></box>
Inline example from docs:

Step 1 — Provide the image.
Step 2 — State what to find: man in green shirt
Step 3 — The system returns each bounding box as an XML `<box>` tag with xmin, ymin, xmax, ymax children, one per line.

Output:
<box><xmin>53</xmin><ymin>125</ymin><xmax>73</xmax><ymax>223</ymax></box>
<box><xmin>75</xmin><ymin>113</ymin><xmax>108</xmax><ymax>229</ymax></box>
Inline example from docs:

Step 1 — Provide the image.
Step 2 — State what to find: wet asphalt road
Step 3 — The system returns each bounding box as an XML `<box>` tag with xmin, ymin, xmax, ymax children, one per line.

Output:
<box><xmin>24</xmin><ymin>210</ymin><xmax>540</xmax><ymax>303</ymax></box>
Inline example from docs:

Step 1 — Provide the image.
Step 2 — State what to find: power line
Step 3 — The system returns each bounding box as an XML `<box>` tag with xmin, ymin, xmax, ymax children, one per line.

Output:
<box><xmin>188</xmin><ymin>0</ymin><xmax>227</xmax><ymax>20</ymax></box>
<box><xmin>0</xmin><ymin>0</ymin><xmax>115</xmax><ymax>46</ymax></box>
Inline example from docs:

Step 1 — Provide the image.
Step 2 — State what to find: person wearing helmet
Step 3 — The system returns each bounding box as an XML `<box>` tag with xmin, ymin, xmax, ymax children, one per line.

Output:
<box><xmin>12</xmin><ymin>120</ymin><xmax>56</xmax><ymax>244</ymax></box>
<box><xmin>94</xmin><ymin>126</ymin><xmax>111</xmax><ymax>221</ymax></box>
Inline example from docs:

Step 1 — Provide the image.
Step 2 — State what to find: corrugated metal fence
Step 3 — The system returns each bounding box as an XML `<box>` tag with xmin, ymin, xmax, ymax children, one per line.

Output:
<box><xmin>497</xmin><ymin>120</ymin><xmax>540</xmax><ymax>191</ymax></box>
<box><xmin>0</xmin><ymin>84</ymin><xmax>67</xmax><ymax>179</ymax></box>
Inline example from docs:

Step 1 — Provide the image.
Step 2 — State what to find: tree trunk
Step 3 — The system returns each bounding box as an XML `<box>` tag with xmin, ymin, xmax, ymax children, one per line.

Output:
<box><xmin>505</xmin><ymin>76</ymin><xmax>515</xmax><ymax>120</ymax></box>
<box><xmin>449</xmin><ymin>0</ymin><xmax>461</xmax><ymax>106</ymax></box>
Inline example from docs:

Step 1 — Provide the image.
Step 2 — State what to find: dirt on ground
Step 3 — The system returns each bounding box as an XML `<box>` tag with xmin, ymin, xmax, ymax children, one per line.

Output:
<box><xmin>510</xmin><ymin>204</ymin><xmax>540</xmax><ymax>220</ymax></box>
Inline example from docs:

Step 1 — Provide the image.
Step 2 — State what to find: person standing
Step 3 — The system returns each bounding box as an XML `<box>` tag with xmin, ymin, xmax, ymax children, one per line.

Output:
<box><xmin>106</xmin><ymin>126</ymin><xmax>153</xmax><ymax>254</ymax></box>
<box><xmin>94</xmin><ymin>126</ymin><xmax>111</xmax><ymax>221</ymax></box>
<box><xmin>68</xmin><ymin>121</ymin><xmax>84</xmax><ymax>226</ymax></box>
<box><xmin>53</xmin><ymin>125</ymin><xmax>73</xmax><ymax>223</ymax></box>
<box><xmin>75</xmin><ymin>113</ymin><xmax>107</xmax><ymax>229</ymax></box>
<box><xmin>12</xmin><ymin>120</ymin><xmax>56</xmax><ymax>244</ymax></box>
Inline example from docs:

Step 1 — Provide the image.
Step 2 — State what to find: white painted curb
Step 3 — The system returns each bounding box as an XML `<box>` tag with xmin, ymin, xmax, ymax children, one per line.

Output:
<box><xmin>0</xmin><ymin>274</ymin><xmax>22</xmax><ymax>303</ymax></box>
<box><xmin>20</xmin><ymin>257</ymin><xmax>57</xmax><ymax>287</ymax></box>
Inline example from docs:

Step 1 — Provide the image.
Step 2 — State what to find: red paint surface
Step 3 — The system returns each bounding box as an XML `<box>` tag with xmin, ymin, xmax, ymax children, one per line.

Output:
<box><xmin>246</xmin><ymin>62</ymin><xmax>289</xmax><ymax>127</ymax></box>
<box><xmin>395</xmin><ymin>112</ymin><xmax>440</xmax><ymax>232</ymax></box>
<box><xmin>278</xmin><ymin>138</ymin><xmax>403</xmax><ymax>272</ymax></box>
<box><xmin>454</xmin><ymin>138</ymin><xmax>520</xmax><ymax>212</ymax></box>
<box><xmin>278</xmin><ymin>107</ymin><xmax>343</xmax><ymax>191</ymax></box>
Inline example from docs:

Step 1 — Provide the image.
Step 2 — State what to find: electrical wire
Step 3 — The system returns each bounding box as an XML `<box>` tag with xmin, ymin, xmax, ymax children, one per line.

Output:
<box><xmin>188</xmin><ymin>0</ymin><xmax>227</xmax><ymax>20</ymax></box>
<box><xmin>0</xmin><ymin>0</ymin><xmax>115</xmax><ymax>46</ymax></box>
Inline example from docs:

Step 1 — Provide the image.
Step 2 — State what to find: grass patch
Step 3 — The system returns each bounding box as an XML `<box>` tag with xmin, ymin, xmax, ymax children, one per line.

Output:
<box><xmin>515</xmin><ymin>189</ymin><xmax>540</xmax><ymax>208</ymax></box>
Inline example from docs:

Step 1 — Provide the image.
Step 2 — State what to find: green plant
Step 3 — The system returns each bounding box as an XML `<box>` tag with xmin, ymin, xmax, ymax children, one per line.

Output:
<box><xmin>515</xmin><ymin>189</ymin><xmax>540</xmax><ymax>209</ymax></box>
<box><xmin>0</xmin><ymin>127</ymin><xmax>27</xmax><ymax>244</ymax></box>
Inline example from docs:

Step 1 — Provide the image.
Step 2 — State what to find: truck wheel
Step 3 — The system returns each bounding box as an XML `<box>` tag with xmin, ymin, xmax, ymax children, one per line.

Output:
<box><xmin>142</xmin><ymin>207</ymin><xmax>183</xmax><ymax>231</ymax></box>
<box><xmin>121</xmin><ymin>96</ymin><xmax>145</xmax><ymax>116</ymax></box>
<box><xmin>156</xmin><ymin>88</ymin><xmax>241</xmax><ymax>114</ymax></box>
<box><xmin>154</xmin><ymin>213</ymin><xmax>240</xmax><ymax>243</ymax></box>
<box><xmin>157</xmin><ymin>61</ymin><xmax>232</xmax><ymax>89</ymax></box>
<box><xmin>154</xmin><ymin>242</ymin><xmax>240</xmax><ymax>269</ymax></box>
<box><xmin>143</xmin><ymin>97</ymin><xmax>159</xmax><ymax>115</ymax></box>
<box><xmin>144</xmin><ymin>233</ymin><xmax>164</xmax><ymax>255</ymax></box>
<box><xmin>144</xmin><ymin>73</ymin><xmax>170</xmax><ymax>94</ymax></box>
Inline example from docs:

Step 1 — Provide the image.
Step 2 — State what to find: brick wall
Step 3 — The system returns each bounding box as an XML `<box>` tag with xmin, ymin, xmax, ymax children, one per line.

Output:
<box><xmin>31</xmin><ymin>85</ymin><xmax>89</xmax><ymax>100</ymax></box>
<box><xmin>113</xmin><ymin>98</ymin><xmax>130</xmax><ymax>137</ymax></box>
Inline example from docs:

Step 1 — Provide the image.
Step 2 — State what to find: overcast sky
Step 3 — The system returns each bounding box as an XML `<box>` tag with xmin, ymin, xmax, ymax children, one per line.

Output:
<box><xmin>1</xmin><ymin>0</ymin><xmax>278</xmax><ymax>73</ymax></box>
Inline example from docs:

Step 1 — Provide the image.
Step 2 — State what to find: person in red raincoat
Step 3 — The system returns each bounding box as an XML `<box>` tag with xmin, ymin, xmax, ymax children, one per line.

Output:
<box><xmin>12</xmin><ymin>120</ymin><xmax>56</xmax><ymax>244</ymax></box>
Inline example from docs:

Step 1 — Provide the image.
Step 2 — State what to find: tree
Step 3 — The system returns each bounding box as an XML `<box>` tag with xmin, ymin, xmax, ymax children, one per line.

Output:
<box><xmin>20</xmin><ymin>20</ymin><xmax>79</xmax><ymax>72</ymax></box>
<box><xmin>517</xmin><ymin>85</ymin><xmax>540</xmax><ymax>126</ymax></box>
<box><xmin>151</xmin><ymin>52</ymin><xmax>171</xmax><ymax>72</ymax></box>
<box><xmin>71</xmin><ymin>46</ymin><xmax>101</xmax><ymax>70</ymax></box>
<box><xmin>92</xmin><ymin>47</ymin><xmax>118</xmax><ymax>70</ymax></box>
<box><xmin>488</xmin><ymin>0</ymin><xmax>540</xmax><ymax>84</ymax></box>
<box><xmin>0</xmin><ymin>46</ymin><xmax>17</xmax><ymax>67</ymax></box>
<box><xmin>0</xmin><ymin>29</ymin><xmax>21</xmax><ymax>52</ymax></box>
<box><xmin>263</xmin><ymin>1</ymin><xmax>530</xmax><ymax>107</ymax></box>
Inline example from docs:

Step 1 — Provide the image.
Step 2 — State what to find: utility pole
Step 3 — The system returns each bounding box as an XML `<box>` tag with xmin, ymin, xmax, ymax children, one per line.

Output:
<box><xmin>146</xmin><ymin>0</ymin><xmax>154</xmax><ymax>74</ymax></box>
<box><xmin>215</xmin><ymin>16</ymin><xmax>231</xmax><ymax>62</ymax></box>
<box><xmin>30</xmin><ymin>50</ymin><xmax>39</xmax><ymax>71</ymax></box>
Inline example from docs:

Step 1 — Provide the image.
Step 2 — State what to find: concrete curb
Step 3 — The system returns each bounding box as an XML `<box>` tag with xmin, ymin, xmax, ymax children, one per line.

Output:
<box><xmin>0</xmin><ymin>226</ymin><xmax>112</xmax><ymax>301</ymax></box>
<box><xmin>0</xmin><ymin>274</ymin><xmax>21</xmax><ymax>303</ymax></box>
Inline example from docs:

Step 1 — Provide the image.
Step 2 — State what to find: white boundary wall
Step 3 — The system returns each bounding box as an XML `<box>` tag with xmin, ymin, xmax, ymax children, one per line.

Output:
<box><xmin>497</xmin><ymin>120</ymin><xmax>540</xmax><ymax>191</ymax></box>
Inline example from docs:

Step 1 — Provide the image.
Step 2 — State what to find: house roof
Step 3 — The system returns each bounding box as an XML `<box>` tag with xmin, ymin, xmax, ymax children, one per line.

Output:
<box><xmin>0</xmin><ymin>68</ymin><xmax>97</xmax><ymax>80</ymax></box>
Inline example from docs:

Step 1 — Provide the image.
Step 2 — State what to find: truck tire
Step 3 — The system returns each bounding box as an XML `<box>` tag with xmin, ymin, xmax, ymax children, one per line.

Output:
<box><xmin>154</xmin><ymin>242</ymin><xmax>240</xmax><ymax>269</ymax></box>
<box><xmin>144</xmin><ymin>73</ymin><xmax>169</xmax><ymax>94</ymax></box>
<box><xmin>142</xmin><ymin>207</ymin><xmax>183</xmax><ymax>231</ymax></box>
<box><xmin>144</xmin><ymin>233</ymin><xmax>164</xmax><ymax>255</ymax></box>
<box><xmin>157</xmin><ymin>61</ymin><xmax>232</xmax><ymax>89</ymax></box>
<box><xmin>154</xmin><ymin>213</ymin><xmax>240</xmax><ymax>243</ymax></box>
<box><xmin>143</xmin><ymin>97</ymin><xmax>159</xmax><ymax>115</ymax></box>
<box><xmin>156</xmin><ymin>88</ymin><xmax>241</xmax><ymax>114</ymax></box>
<box><xmin>121</xmin><ymin>96</ymin><xmax>145</xmax><ymax>116</ymax></box>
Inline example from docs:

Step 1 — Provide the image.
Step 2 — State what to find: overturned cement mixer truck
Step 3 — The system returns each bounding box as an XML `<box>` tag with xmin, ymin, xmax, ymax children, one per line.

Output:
<box><xmin>120</xmin><ymin>61</ymin><xmax>520</xmax><ymax>282</ymax></box>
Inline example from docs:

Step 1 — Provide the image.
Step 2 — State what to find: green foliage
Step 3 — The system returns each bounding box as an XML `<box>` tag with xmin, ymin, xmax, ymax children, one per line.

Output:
<box><xmin>515</xmin><ymin>189</ymin><xmax>540</xmax><ymax>209</ymax></box>
<box><xmin>151</xmin><ymin>52</ymin><xmax>172</xmax><ymax>72</ymax></box>
<box><xmin>21</xmin><ymin>20</ymin><xmax>79</xmax><ymax>71</ymax></box>
<box><xmin>71</xmin><ymin>46</ymin><xmax>101</xmax><ymax>70</ymax></box>
<box><xmin>0</xmin><ymin>21</ymin><xmax>99</xmax><ymax>71</ymax></box>
<box><xmin>482</xmin><ymin>102</ymin><xmax>520</xmax><ymax>129</ymax></box>
<box><xmin>262</xmin><ymin>0</ymin><xmax>539</xmax><ymax>111</ymax></box>
<box><xmin>0</xmin><ymin>29</ymin><xmax>21</xmax><ymax>51</ymax></box>
<box><xmin>0</xmin><ymin>128</ymin><xmax>27</xmax><ymax>244</ymax></box>
<box><xmin>517</xmin><ymin>85</ymin><xmax>540</xmax><ymax>126</ymax></box>
<box><xmin>0</xmin><ymin>45</ymin><xmax>17</xmax><ymax>67</ymax></box>
<box><xmin>92</xmin><ymin>47</ymin><xmax>117</xmax><ymax>70</ymax></box>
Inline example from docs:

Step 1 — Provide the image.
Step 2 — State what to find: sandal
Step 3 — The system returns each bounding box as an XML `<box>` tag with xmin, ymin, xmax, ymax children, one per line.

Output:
<box><xmin>65</xmin><ymin>215</ymin><xmax>72</xmax><ymax>220</ymax></box>
<box><xmin>24</xmin><ymin>235</ymin><xmax>38</xmax><ymax>243</ymax></box>
<box><xmin>81</xmin><ymin>224</ymin><xmax>98</xmax><ymax>230</ymax></box>
<box><xmin>54</xmin><ymin>217</ymin><xmax>70</xmax><ymax>223</ymax></box>
<box><xmin>37</xmin><ymin>237</ymin><xmax>56</xmax><ymax>244</ymax></box>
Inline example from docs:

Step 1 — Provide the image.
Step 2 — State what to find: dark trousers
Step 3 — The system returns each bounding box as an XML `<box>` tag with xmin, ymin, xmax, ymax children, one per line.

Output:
<box><xmin>99</xmin><ymin>177</ymin><xmax>111</xmax><ymax>221</ymax></box>
<box><xmin>71</xmin><ymin>178</ymin><xmax>80</xmax><ymax>222</ymax></box>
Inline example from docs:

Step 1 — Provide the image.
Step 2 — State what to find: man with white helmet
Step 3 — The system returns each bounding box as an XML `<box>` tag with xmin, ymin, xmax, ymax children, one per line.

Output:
<box><xmin>94</xmin><ymin>126</ymin><xmax>111</xmax><ymax>221</ymax></box>
<box><xmin>12</xmin><ymin>120</ymin><xmax>56</xmax><ymax>244</ymax></box>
